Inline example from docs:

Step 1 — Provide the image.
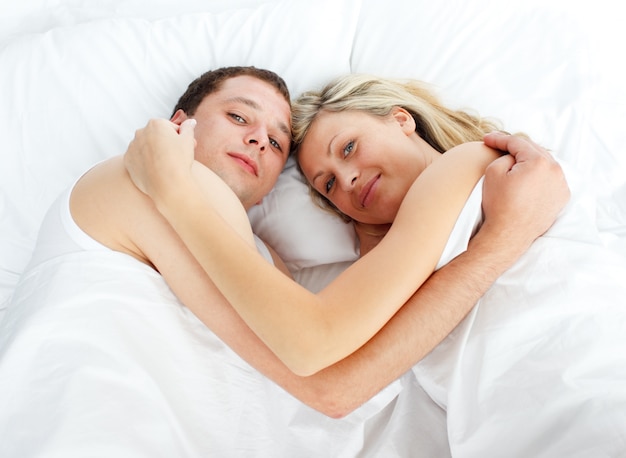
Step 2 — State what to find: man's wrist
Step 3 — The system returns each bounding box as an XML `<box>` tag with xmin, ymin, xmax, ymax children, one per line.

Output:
<box><xmin>466</xmin><ymin>222</ymin><xmax>531</xmax><ymax>277</ymax></box>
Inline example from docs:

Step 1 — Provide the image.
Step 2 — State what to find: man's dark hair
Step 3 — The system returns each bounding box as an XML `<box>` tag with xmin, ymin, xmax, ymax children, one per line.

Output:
<box><xmin>172</xmin><ymin>66</ymin><xmax>291</xmax><ymax>117</ymax></box>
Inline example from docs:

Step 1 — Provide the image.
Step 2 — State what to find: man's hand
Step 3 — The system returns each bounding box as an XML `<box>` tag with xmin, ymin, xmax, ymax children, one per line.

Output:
<box><xmin>481</xmin><ymin>132</ymin><xmax>570</xmax><ymax>251</ymax></box>
<box><xmin>124</xmin><ymin>118</ymin><xmax>197</xmax><ymax>200</ymax></box>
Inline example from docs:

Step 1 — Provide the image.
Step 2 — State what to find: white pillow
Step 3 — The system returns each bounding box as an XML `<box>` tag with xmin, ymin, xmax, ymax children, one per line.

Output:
<box><xmin>0</xmin><ymin>0</ymin><xmax>360</xmax><ymax>306</ymax></box>
<box><xmin>255</xmin><ymin>0</ymin><xmax>626</xmax><ymax>284</ymax></box>
<box><xmin>4</xmin><ymin>0</ymin><xmax>625</xmax><ymax>307</ymax></box>
<box><xmin>248</xmin><ymin>157</ymin><xmax>359</xmax><ymax>273</ymax></box>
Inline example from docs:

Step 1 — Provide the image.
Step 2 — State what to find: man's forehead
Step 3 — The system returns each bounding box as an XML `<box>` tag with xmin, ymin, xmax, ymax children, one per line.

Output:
<box><xmin>216</xmin><ymin>75</ymin><xmax>286</xmax><ymax>104</ymax></box>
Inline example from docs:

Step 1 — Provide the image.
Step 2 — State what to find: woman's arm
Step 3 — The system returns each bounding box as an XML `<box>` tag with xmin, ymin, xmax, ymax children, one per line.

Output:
<box><xmin>353</xmin><ymin>221</ymin><xmax>390</xmax><ymax>256</ymax></box>
<box><xmin>76</xmin><ymin>127</ymin><xmax>567</xmax><ymax>417</ymax></box>
<box><xmin>126</xmin><ymin>121</ymin><xmax>499</xmax><ymax>375</ymax></box>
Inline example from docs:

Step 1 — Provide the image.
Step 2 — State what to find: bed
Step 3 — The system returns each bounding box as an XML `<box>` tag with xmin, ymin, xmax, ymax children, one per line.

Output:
<box><xmin>1</xmin><ymin>0</ymin><xmax>625</xmax><ymax>456</ymax></box>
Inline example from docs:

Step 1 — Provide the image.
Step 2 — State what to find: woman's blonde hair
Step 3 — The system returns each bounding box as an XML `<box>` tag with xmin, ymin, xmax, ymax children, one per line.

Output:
<box><xmin>291</xmin><ymin>73</ymin><xmax>505</xmax><ymax>221</ymax></box>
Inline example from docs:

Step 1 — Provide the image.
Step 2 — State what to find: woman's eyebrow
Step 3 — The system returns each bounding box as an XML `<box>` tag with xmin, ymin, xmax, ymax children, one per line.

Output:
<box><xmin>310</xmin><ymin>133</ymin><xmax>340</xmax><ymax>183</ymax></box>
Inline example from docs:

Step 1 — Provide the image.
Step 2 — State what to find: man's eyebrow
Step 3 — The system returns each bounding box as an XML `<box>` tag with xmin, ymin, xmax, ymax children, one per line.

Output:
<box><xmin>277</xmin><ymin>121</ymin><xmax>291</xmax><ymax>139</ymax></box>
<box><xmin>226</xmin><ymin>96</ymin><xmax>260</xmax><ymax>110</ymax></box>
<box><xmin>226</xmin><ymin>96</ymin><xmax>291</xmax><ymax>138</ymax></box>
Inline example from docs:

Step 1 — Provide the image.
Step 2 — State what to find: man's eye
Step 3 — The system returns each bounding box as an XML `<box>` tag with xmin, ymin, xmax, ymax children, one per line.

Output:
<box><xmin>269</xmin><ymin>138</ymin><xmax>282</xmax><ymax>151</ymax></box>
<box><xmin>230</xmin><ymin>113</ymin><xmax>245</xmax><ymax>123</ymax></box>
<box><xmin>325</xmin><ymin>176</ymin><xmax>336</xmax><ymax>194</ymax></box>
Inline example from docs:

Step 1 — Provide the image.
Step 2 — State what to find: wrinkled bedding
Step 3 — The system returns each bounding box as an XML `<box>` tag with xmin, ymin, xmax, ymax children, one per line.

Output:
<box><xmin>2</xmin><ymin>166</ymin><xmax>624</xmax><ymax>456</ymax></box>
<box><xmin>2</xmin><ymin>0</ymin><xmax>625</xmax><ymax>456</ymax></box>
<box><xmin>416</xmin><ymin>170</ymin><xmax>626</xmax><ymax>456</ymax></box>
<box><xmin>0</xmin><ymin>251</ymin><xmax>447</xmax><ymax>457</ymax></box>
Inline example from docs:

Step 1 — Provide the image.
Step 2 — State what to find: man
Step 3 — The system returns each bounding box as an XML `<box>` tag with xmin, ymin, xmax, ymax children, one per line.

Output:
<box><xmin>117</xmin><ymin>66</ymin><xmax>569</xmax><ymax>416</ymax></box>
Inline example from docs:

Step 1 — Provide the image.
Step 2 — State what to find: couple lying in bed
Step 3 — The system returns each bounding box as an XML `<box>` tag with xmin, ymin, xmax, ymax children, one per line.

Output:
<box><xmin>86</xmin><ymin>65</ymin><xmax>564</xmax><ymax>413</ymax></box>
<box><xmin>13</xmin><ymin>66</ymin><xmax>626</xmax><ymax>449</ymax></box>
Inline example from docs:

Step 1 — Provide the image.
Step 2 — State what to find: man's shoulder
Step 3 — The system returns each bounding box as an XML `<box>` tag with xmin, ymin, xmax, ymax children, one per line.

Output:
<box><xmin>69</xmin><ymin>154</ymin><xmax>169</xmax><ymax>265</ymax></box>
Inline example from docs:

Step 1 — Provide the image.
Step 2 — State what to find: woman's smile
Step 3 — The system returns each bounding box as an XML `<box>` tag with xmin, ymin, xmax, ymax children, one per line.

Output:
<box><xmin>359</xmin><ymin>174</ymin><xmax>380</xmax><ymax>208</ymax></box>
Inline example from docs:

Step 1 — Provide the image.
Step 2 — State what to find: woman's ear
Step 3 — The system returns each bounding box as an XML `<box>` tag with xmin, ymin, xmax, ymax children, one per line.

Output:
<box><xmin>391</xmin><ymin>107</ymin><xmax>416</xmax><ymax>136</ymax></box>
<box><xmin>170</xmin><ymin>109</ymin><xmax>188</xmax><ymax>126</ymax></box>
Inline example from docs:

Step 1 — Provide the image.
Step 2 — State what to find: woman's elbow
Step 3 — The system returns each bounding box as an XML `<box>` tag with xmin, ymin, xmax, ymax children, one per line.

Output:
<box><xmin>282</xmin><ymin>352</ymin><xmax>328</xmax><ymax>378</ymax></box>
<box><xmin>277</xmin><ymin>330</ymin><xmax>337</xmax><ymax>377</ymax></box>
<box><xmin>276</xmin><ymin>339</ymin><xmax>337</xmax><ymax>377</ymax></box>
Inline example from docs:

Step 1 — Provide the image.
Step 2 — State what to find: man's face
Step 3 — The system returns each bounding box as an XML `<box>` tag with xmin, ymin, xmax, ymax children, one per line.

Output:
<box><xmin>173</xmin><ymin>75</ymin><xmax>291</xmax><ymax>210</ymax></box>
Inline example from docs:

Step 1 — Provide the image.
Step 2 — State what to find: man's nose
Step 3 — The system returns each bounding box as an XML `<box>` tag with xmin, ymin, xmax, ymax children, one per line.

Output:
<box><xmin>247</xmin><ymin>138</ymin><xmax>266</xmax><ymax>151</ymax></box>
<box><xmin>245</xmin><ymin>128</ymin><xmax>268</xmax><ymax>152</ymax></box>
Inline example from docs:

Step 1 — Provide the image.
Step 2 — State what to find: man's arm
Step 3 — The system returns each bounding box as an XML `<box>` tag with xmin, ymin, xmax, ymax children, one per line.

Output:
<box><xmin>120</xmin><ymin>126</ymin><xmax>568</xmax><ymax>417</ymax></box>
<box><xmin>296</xmin><ymin>226</ymin><xmax>527</xmax><ymax>417</ymax></box>
<box><xmin>281</xmin><ymin>132</ymin><xmax>570</xmax><ymax>417</ymax></box>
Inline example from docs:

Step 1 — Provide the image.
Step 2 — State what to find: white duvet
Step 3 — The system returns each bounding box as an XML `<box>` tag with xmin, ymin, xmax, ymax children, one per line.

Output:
<box><xmin>416</xmin><ymin>169</ymin><xmax>626</xmax><ymax>456</ymax></box>
<box><xmin>0</xmin><ymin>251</ymin><xmax>446</xmax><ymax>457</ymax></box>
<box><xmin>2</xmin><ymin>0</ymin><xmax>626</xmax><ymax>456</ymax></box>
<box><xmin>1</xmin><ymin>166</ymin><xmax>625</xmax><ymax>457</ymax></box>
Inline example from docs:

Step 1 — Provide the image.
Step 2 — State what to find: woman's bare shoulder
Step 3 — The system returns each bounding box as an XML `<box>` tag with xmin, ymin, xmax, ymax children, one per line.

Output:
<box><xmin>446</xmin><ymin>141</ymin><xmax>501</xmax><ymax>159</ymax></box>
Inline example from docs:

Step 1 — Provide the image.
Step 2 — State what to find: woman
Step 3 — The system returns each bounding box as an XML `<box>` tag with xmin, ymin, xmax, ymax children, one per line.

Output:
<box><xmin>292</xmin><ymin>75</ymin><xmax>514</xmax><ymax>255</ymax></box>
<box><xmin>288</xmin><ymin>75</ymin><xmax>626</xmax><ymax>455</ymax></box>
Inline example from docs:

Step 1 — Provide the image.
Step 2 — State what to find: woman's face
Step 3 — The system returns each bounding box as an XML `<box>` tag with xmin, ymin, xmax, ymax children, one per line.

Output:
<box><xmin>298</xmin><ymin>108</ymin><xmax>435</xmax><ymax>224</ymax></box>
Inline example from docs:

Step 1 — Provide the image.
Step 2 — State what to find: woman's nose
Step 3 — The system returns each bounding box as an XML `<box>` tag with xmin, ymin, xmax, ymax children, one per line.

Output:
<box><xmin>338</xmin><ymin>170</ymin><xmax>358</xmax><ymax>191</ymax></box>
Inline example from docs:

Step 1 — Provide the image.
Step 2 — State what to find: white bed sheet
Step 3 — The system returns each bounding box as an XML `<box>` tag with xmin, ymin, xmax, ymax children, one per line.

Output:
<box><xmin>1</xmin><ymin>249</ymin><xmax>446</xmax><ymax>457</ymax></box>
<box><xmin>415</xmin><ymin>170</ymin><xmax>626</xmax><ymax>456</ymax></box>
<box><xmin>1</xmin><ymin>0</ymin><xmax>625</xmax><ymax>456</ymax></box>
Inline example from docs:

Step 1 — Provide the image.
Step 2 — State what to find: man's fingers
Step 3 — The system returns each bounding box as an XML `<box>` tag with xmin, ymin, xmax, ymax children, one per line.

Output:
<box><xmin>483</xmin><ymin>131</ymin><xmax>512</xmax><ymax>152</ymax></box>
<box><xmin>484</xmin><ymin>132</ymin><xmax>556</xmax><ymax>170</ymax></box>
<box><xmin>485</xmin><ymin>152</ymin><xmax>515</xmax><ymax>176</ymax></box>
<box><xmin>484</xmin><ymin>132</ymin><xmax>539</xmax><ymax>158</ymax></box>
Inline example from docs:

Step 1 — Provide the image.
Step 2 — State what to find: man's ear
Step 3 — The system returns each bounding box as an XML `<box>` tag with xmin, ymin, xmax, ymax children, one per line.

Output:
<box><xmin>391</xmin><ymin>106</ymin><xmax>416</xmax><ymax>136</ymax></box>
<box><xmin>170</xmin><ymin>109</ymin><xmax>188</xmax><ymax>126</ymax></box>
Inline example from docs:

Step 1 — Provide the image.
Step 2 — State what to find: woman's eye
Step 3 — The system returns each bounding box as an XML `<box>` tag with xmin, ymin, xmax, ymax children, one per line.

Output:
<box><xmin>325</xmin><ymin>176</ymin><xmax>336</xmax><ymax>194</ymax></box>
<box><xmin>342</xmin><ymin>141</ymin><xmax>354</xmax><ymax>157</ymax></box>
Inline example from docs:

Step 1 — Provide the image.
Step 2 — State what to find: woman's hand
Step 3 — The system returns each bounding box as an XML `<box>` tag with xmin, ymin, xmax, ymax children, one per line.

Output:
<box><xmin>124</xmin><ymin>118</ymin><xmax>197</xmax><ymax>201</ymax></box>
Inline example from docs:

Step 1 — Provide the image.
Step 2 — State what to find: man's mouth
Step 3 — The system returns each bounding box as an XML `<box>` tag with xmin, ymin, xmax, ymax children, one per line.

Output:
<box><xmin>228</xmin><ymin>153</ymin><xmax>258</xmax><ymax>176</ymax></box>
